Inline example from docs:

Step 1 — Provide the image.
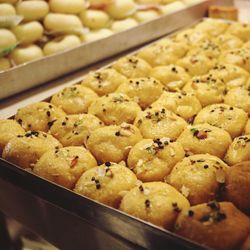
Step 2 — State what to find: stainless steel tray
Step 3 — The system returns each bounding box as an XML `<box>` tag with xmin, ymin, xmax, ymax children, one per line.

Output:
<box><xmin>0</xmin><ymin>0</ymin><xmax>211</xmax><ymax>100</ymax></box>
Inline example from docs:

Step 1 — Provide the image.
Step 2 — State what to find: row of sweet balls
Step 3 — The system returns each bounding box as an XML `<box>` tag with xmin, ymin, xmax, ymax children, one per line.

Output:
<box><xmin>0</xmin><ymin>0</ymin><xmax>185</xmax><ymax>70</ymax></box>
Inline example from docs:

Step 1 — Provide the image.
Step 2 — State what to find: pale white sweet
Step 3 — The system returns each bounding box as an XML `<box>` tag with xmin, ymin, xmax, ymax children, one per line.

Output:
<box><xmin>0</xmin><ymin>57</ymin><xmax>11</xmax><ymax>71</ymax></box>
<box><xmin>12</xmin><ymin>21</ymin><xmax>44</xmax><ymax>45</ymax></box>
<box><xmin>44</xmin><ymin>13</ymin><xmax>83</xmax><ymax>33</ymax></box>
<box><xmin>16</xmin><ymin>0</ymin><xmax>49</xmax><ymax>21</ymax></box>
<box><xmin>0</xmin><ymin>3</ymin><xmax>16</xmax><ymax>16</ymax></box>
<box><xmin>106</xmin><ymin>0</ymin><xmax>137</xmax><ymax>19</ymax></box>
<box><xmin>111</xmin><ymin>18</ymin><xmax>138</xmax><ymax>33</ymax></box>
<box><xmin>0</xmin><ymin>29</ymin><xmax>16</xmax><ymax>51</ymax></box>
<box><xmin>43</xmin><ymin>35</ymin><xmax>81</xmax><ymax>56</ymax></box>
<box><xmin>133</xmin><ymin>10</ymin><xmax>159</xmax><ymax>23</ymax></box>
<box><xmin>80</xmin><ymin>10</ymin><xmax>110</xmax><ymax>29</ymax></box>
<box><xmin>49</xmin><ymin>0</ymin><xmax>85</xmax><ymax>14</ymax></box>
<box><xmin>160</xmin><ymin>1</ymin><xmax>185</xmax><ymax>14</ymax></box>
<box><xmin>82</xmin><ymin>29</ymin><xmax>113</xmax><ymax>43</ymax></box>
<box><xmin>10</xmin><ymin>45</ymin><xmax>44</xmax><ymax>65</ymax></box>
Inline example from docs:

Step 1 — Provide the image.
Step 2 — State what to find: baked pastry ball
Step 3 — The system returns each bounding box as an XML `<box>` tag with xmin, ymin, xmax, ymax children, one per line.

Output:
<box><xmin>137</xmin><ymin>41</ymin><xmax>186</xmax><ymax>67</ymax></box>
<box><xmin>194</xmin><ymin>104</ymin><xmax>248</xmax><ymax>139</ymax></box>
<box><xmin>227</xmin><ymin>22</ymin><xmax>250</xmax><ymax>42</ymax></box>
<box><xmin>177</xmin><ymin>123</ymin><xmax>232</xmax><ymax>159</ymax></box>
<box><xmin>224</xmin><ymin>161</ymin><xmax>250</xmax><ymax>213</ymax></box>
<box><xmin>177</xmin><ymin>54</ymin><xmax>215</xmax><ymax>76</ymax></box>
<box><xmin>15</xmin><ymin>102</ymin><xmax>65</xmax><ymax>132</ymax></box>
<box><xmin>2</xmin><ymin>131</ymin><xmax>62</xmax><ymax>169</ymax></box>
<box><xmin>168</xmin><ymin>154</ymin><xmax>229</xmax><ymax>205</ymax></box>
<box><xmin>88</xmin><ymin>93</ymin><xmax>141</xmax><ymax>125</ymax></box>
<box><xmin>224</xmin><ymin>87</ymin><xmax>250</xmax><ymax>115</ymax></box>
<box><xmin>175</xmin><ymin>202</ymin><xmax>250</xmax><ymax>250</ymax></box>
<box><xmin>120</xmin><ymin>182</ymin><xmax>190</xmax><ymax>229</ymax></box>
<box><xmin>112</xmin><ymin>56</ymin><xmax>152</xmax><ymax>78</ymax></box>
<box><xmin>0</xmin><ymin>120</ymin><xmax>25</xmax><ymax>155</ymax></box>
<box><xmin>127</xmin><ymin>138</ymin><xmax>185</xmax><ymax>182</ymax></box>
<box><xmin>224</xmin><ymin>135</ymin><xmax>250</xmax><ymax>165</ymax></box>
<box><xmin>34</xmin><ymin>146</ymin><xmax>97</xmax><ymax>189</ymax></box>
<box><xmin>150</xmin><ymin>64</ymin><xmax>190</xmax><ymax>91</ymax></box>
<box><xmin>80</xmin><ymin>10</ymin><xmax>110</xmax><ymax>29</ymax></box>
<box><xmin>86</xmin><ymin>123</ymin><xmax>142</xmax><ymax>163</ymax></box>
<box><xmin>51</xmin><ymin>85</ymin><xmax>98</xmax><ymax>114</ymax></box>
<box><xmin>134</xmin><ymin>107</ymin><xmax>187</xmax><ymax>140</ymax></box>
<box><xmin>74</xmin><ymin>163</ymin><xmax>137</xmax><ymax>208</ymax></box>
<box><xmin>244</xmin><ymin>119</ymin><xmax>250</xmax><ymax>135</ymax></box>
<box><xmin>115</xmin><ymin>77</ymin><xmax>164</xmax><ymax>109</ymax></box>
<box><xmin>50</xmin><ymin>114</ymin><xmax>104</xmax><ymax>147</ymax></box>
<box><xmin>81</xmin><ymin>68</ymin><xmax>127</xmax><ymax>96</ymax></box>
<box><xmin>183</xmin><ymin>75</ymin><xmax>225</xmax><ymax>107</ymax></box>
<box><xmin>220</xmin><ymin>48</ymin><xmax>250</xmax><ymax>73</ymax></box>
<box><xmin>214</xmin><ymin>34</ymin><xmax>244</xmax><ymax>50</ymax></box>
<box><xmin>194</xmin><ymin>18</ymin><xmax>230</xmax><ymax>37</ymax></box>
<box><xmin>208</xmin><ymin>63</ymin><xmax>249</xmax><ymax>90</ymax></box>
<box><xmin>174</xmin><ymin>28</ymin><xmax>209</xmax><ymax>46</ymax></box>
<box><xmin>151</xmin><ymin>91</ymin><xmax>202</xmax><ymax>121</ymax></box>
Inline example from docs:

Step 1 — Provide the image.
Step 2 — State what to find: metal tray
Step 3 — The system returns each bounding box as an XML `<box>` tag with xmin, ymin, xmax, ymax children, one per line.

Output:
<box><xmin>0</xmin><ymin>0</ymin><xmax>211</xmax><ymax>100</ymax></box>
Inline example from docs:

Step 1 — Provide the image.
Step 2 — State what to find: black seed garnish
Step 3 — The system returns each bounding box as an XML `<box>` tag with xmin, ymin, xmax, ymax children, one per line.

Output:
<box><xmin>214</xmin><ymin>212</ymin><xmax>226</xmax><ymax>222</ymax></box>
<box><xmin>145</xmin><ymin>199</ymin><xmax>150</xmax><ymax>208</ymax></box>
<box><xmin>47</xmin><ymin>120</ymin><xmax>56</xmax><ymax>128</ymax></box>
<box><xmin>17</xmin><ymin>119</ymin><xmax>22</xmax><ymax>124</ymax></box>
<box><xmin>91</xmin><ymin>177</ymin><xmax>95</xmax><ymax>181</ymax></box>
<box><xmin>200</xmin><ymin>214</ymin><xmax>210</xmax><ymax>222</ymax></box>
<box><xmin>115</xmin><ymin>131</ymin><xmax>120</xmax><ymax>136</ymax></box>
<box><xmin>105</xmin><ymin>162</ymin><xmax>111</xmax><ymax>167</ymax></box>
<box><xmin>62</xmin><ymin>121</ymin><xmax>66</xmax><ymax>126</ymax></box>
<box><xmin>46</xmin><ymin>111</ymin><xmax>51</xmax><ymax>117</ymax></box>
<box><xmin>139</xmin><ymin>185</ymin><xmax>144</xmax><ymax>192</ymax></box>
<box><xmin>188</xmin><ymin>210</ymin><xmax>194</xmax><ymax>217</ymax></box>
<box><xmin>207</xmin><ymin>201</ymin><xmax>220</xmax><ymax>210</ymax></box>
<box><xmin>204</xmin><ymin>165</ymin><xmax>209</xmax><ymax>169</ymax></box>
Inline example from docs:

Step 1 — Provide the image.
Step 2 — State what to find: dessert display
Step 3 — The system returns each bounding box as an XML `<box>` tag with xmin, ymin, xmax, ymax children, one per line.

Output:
<box><xmin>0</xmin><ymin>0</ymin><xmax>199</xmax><ymax>71</ymax></box>
<box><xmin>1</xmin><ymin>18</ymin><xmax>250</xmax><ymax>249</ymax></box>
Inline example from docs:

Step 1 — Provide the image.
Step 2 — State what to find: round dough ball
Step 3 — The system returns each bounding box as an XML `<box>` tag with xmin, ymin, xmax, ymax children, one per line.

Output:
<box><xmin>106</xmin><ymin>0</ymin><xmax>137</xmax><ymax>19</ymax></box>
<box><xmin>127</xmin><ymin>138</ymin><xmax>185</xmax><ymax>182</ymax></box>
<box><xmin>12</xmin><ymin>21</ymin><xmax>44</xmax><ymax>45</ymax></box>
<box><xmin>244</xmin><ymin>119</ymin><xmax>250</xmax><ymax>135</ymax></box>
<box><xmin>10</xmin><ymin>45</ymin><xmax>44</xmax><ymax>65</ymax></box>
<box><xmin>225</xmin><ymin>161</ymin><xmax>250</xmax><ymax>213</ymax></box>
<box><xmin>214</xmin><ymin>34</ymin><xmax>244</xmax><ymax>50</ymax></box>
<box><xmin>183</xmin><ymin>75</ymin><xmax>226</xmax><ymax>107</ymax></box>
<box><xmin>151</xmin><ymin>91</ymin><xmax>202</xmax><ymax>121</ymax></box>
<box><xmin>177</xmin><ymin>123</ymin><xmax>232</xmax><ymax>159</ymax></box>
<box><xmin>168</xmin><ymin>154</ymin><xmax>229</xmax><ymax>205</ymax></box>
<box><xmin>224</xmin><ymin>87</ymin><xmax>250</xmax><ymax>115</ymax></box>
<box><xmin>2</xmin><ymin>131</ymin><xmax>62</xmax><ymax>169</ymax></box>
<box><xmin>112</xmin><ymin>55</ymin><xmax>152</xmax><ymax>78</ymax></box>
<box><xmin>224</xmin><ymin>135</ymin><xmax>250</xmax><ymax>166</ymax></box>
<box><xmin>49</xmin><ymin>0</ymin><xmax>85</xmax><ymax>14</ymax></box>
<box><xmin>86</xmin><ymin>123</ymin><xmax>142</xmax><ymax>163</ymax></box>
<box><xmin>194</xmin><ymin>18</ymin><xmax>230</xmax><ymax>37</ymax></box>
<box><xmin>150</xmin><ymin>64</ymin><xmax>190</xmax><ymax>91</ymax></box>
<box><xmin>160</xmin><ymin>1</ymin><xmax>186</xmax><ymax>14</ymax></box>
<box><xmin>175</xmin><ymin>202</ymin><xmax>250</xmax><ymax>250</ymax></box>
<box><xmin>15</xmin><ymin>102</ymin><xmax>65</xmax><ymax>132</ymax></box>
<box><xmin>174</xmin><ymin>28</ymin><xmax>209</xmax><ymax>46</ymax></box>
<box><xmin>88</xmin><ymin>93</ymin><xmax>141</xmax><ymax>125</ymax></box>
<box><xmin>115</xmin><ymin>77</ymin><xmax>164</xmax><ymax>109</ymax></box>
<box><xmin>134</xmin><ymin>107</ymin><xmax>187</xmax><ymax>140</ymax></box>
<box><xmin>50</xmin><ymin>114</ymin><xmax>104</xmax><ymax>147</ymax></box>
<box><xmin>120</xmin><ymin>182</ymin><xmax>190</xmax><ymax>229</ymax></box>
<box><xmin>80</xmin><ymin>10</ymin><xmax>110</xmax><ymax>29</ymax></box>
<box><xmin>220</xmin><ymin>48</ymin><xmax>250</xmax><ymax>73</ymax></box>
<box><xmin>0</xmin><ymin>3</ymin><xmax>16</xmax><ymax>16</ymax></box>
<box><xmin>111</xmin><ymin>18</ymin><xmax>138</xmax><ymax>33</ymax></box>
<box><xmin>0</xmin><ymin>29</ymin><xmax>16</xmax><ymax>51</ymax></box>
<box><xmin>0</xmin><ymin>120</ymin><xmax>25</xmax><ymax>155</ymax></box>
<box><xmin>208</xmin><ymin>63</ymin><xmax>249</xmax><ymax>90</ymax></box>
<box><xmin>81</xmin><ymin>28</ymin><xmax>113</xmax><ymax>43</ymax></box>
<box><xmin>177</xmin><ymin>54</ymin><xmax>215</xmax><ymax>76</ymax></box>
<box><xmin>133</xmin><ymin>10</ymin><xmax>159</xmax><ymax>23</ymax></box>
<box><xmin>81</xmin><ymin>68</ymin><xmax>127</xmax><ymax>96</ymax></box>
<box><xmin>0</xmin><ymin>57</ymin><xmax>11</xmax><ymax>71</ymax></box>
<box><xmin>227</xmin><ymin>22</ymin><xmax>250</xmax><ymax>42</ymax></box>
<box><xmin>34</xmin><ymin>146</ymin><xmax>97</xmax><ymax>189</ymax></box>
<box><xmin>74</xmin><ymin>163</ymin><xmax>138</xmax><ymax>208</ymax></box>
<box><xmin>16</xmin><ymin>0</ymin><xmax>49</xmax><ymax>21</ymax></box>
<box><xmin>43</xmin><ymin>35</ymin><xmax>81</xmax><ymax>56</ymax></box>
<box><xmin>194</xmin><ymin>104</ymin><xmax>248</xmax><ymax>139</ymax></box>
<box><xmin>44</xmin><ymin>13</ymin><xmax>83</xmax><ymax>34</ymax></box>
<box><xmin>51</xmin><ymin>85</ymin><xmax>98</xmax><ymax>114</ymax></box>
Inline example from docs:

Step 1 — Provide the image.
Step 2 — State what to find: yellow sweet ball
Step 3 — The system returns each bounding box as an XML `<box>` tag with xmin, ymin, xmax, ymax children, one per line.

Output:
<box><xmin>133</xmin><ymin>10</ymin><xmax>159</xmax><ymax>23</ymax></box>
<box><xmin>111</xmin><ymin>18</ymin><xmax>138</xmax><ymax>33</ymax></box>
<box><xmin>49</xmin><ymin>0</ymin><xmax>85</xmax><ymax>14</ymax></box>
<box><xmin>80</xmin><ymin>10</ymin><xmax>110</xmax><ymax>29</ymax></box>
<box><xmin>81</xmin><ymin>29</ymin><xmax>113</xmax><ymax>43</ymax></box>
<box><xmin>227</xmin><ymin>22</ymin><xmax>250</xmax><ymax>42</ymax></box>
<box><xmin>0</xmin><ymin>29</ymin><xmax>16</xmax><ymax>51</ymax></box>
<box><xmin>214</xmin><ymin>34</ymin><xmax>244</xmax><ymax>50</ymax></box>
<box><xmin>0</xmin><ymin>3</ymin><xmax>16</xmax><ymax>16</ymax></box>
<box><xmin>74</xmin><ymin>163</ymin><xmax>138</xmax><ymax>208</ymax></box>
<box><xmin>16</xmin><ymin>0</ymin><xmax>49</xmax><ymax>22</ymax></box>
